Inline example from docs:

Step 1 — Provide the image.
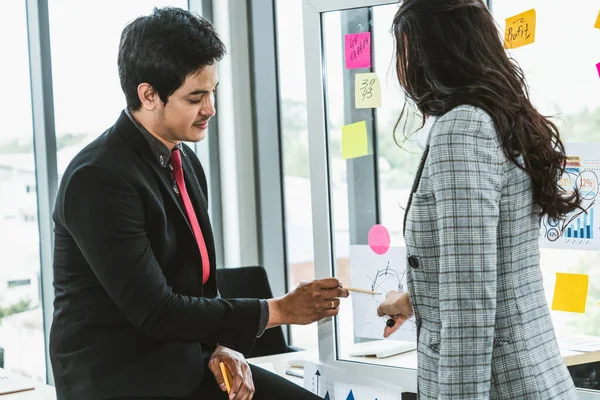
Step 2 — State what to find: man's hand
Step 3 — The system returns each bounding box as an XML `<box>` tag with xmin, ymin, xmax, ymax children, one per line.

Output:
<box><xmin>267</xmin><ymin>278</ymin><xmax>349</xmax><ymax>328</ymax></box>
<box><xmin>208</xmin><ymin>345</ymin><xmax>254</xmax><ymax>400</ymax></box>
<box><xmin>377</xmin><ymin>291</ymin><xmax>414</xmax><ymax>338</ymax></box>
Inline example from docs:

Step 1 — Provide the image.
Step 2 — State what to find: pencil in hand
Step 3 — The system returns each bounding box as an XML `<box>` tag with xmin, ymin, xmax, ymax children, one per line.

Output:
<box><xmin>345</xmin><ymin>287</ymin><xmax>381</xmax><ymax>295</ymax></box>
<box><xmin>219</xmin><ymin>362</ymin><xmax>232</xmax><ymax>394</ymax></box>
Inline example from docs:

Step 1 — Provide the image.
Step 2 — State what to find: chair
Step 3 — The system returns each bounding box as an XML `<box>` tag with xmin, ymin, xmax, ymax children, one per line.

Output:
<box><xmin>216</xmin><ymin>266</ymin><xmax>302</xmax><ymax>358</ymax></box>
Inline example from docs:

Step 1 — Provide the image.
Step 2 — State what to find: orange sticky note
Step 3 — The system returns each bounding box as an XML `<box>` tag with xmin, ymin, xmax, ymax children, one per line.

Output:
<box><xmin>595</xmin><ymin>11</ymin><xmax>600</xmax><ymax>29</ymax></box>
<box><xmin>341</xmin><ymin>121</ymin><xmax>369</xmax><ymax>160</ymax></box>
<box><xmin>504</xmin><ymin>9</ymin><xmax>536</xmax><ymax>49</ymax></box>
<box><xmin>552</xmin><ymin>273</ymin><xmax>589</xmax><ymax>314</ymax></box>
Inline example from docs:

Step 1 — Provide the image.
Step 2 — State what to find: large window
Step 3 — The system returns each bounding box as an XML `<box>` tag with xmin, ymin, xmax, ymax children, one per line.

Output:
<box><xmin>276</xmin><ymin>0</ymin><xmax>600</xmax><ymax>381</ymax></box>
<box><xmin>275</xmin><ymin>0</ymin><xmax>319</xmax><ymax>351</ymax></box>
<box><xmin>0</xmin><ymin>0</ymin><xmax>45</xmax><ymax>382</ymax></box>
<box><xmin>275</xmin><ymin>0</ymin><xmax>419</xmax><ymax>352</ymax></box>
<box><xmin>48</xmin><ymin>0</ymin><xmax>188</xmax><ymax>177</ymax></box>
<box><xmin>491</xmin><ymin>0</ymin><xmax>600</xmax><ymax>339</ymax></box>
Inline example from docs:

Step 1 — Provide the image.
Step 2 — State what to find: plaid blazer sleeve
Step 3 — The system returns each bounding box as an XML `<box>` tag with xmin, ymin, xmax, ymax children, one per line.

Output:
<box><xmin>428</xmin><ymin>107</ymin><xmax>504</xmax><ymax>399</ymax></box>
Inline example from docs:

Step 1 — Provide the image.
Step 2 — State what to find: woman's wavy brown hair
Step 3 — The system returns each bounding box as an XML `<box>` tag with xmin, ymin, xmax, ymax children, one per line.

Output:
<box><xmin>392</xmin><ymin>0</ymin><xmax>581</xmax><ymax>220</ymax></box>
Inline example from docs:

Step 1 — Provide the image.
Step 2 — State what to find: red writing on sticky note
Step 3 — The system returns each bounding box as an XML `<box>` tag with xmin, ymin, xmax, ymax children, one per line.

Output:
<box><xmin>345</xmin><ymin>32</ymin><xmax>371</xmax><ymax>69</ymax></box>
<box><xmin>596</xmin><ymin>62</ymin><xmax>600</xmax><ymax>78</ymax></box>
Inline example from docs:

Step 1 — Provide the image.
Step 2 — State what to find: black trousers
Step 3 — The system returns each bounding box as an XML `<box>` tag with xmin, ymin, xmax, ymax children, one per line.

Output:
<box><xmin>179</xmin><ymin>364</ymin><xmax>322</xmax><ymax>400</ymax></box>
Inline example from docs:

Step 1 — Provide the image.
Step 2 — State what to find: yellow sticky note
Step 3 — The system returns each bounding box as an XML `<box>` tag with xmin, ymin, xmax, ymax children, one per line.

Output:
<box><xmin>355</xmin><ymin>73</ymin><xmax>382</xmax><ymax>108</ymax></box>
<box><xmin>595</xmin><ymin>11</ymin><xmax>600</xmax><ymax>29</ymax></box>
<box><xmin>341</xmin><ymin>121</ymin><xmax>369</xmax><ymax>160</ymax></box>
<box><xmin>552</xmin><ymin>273</ymin><xmax>589</xmax><ymax>314</ymax></box>
<box><xmin>504</xmin><ymin>9</ymin><xmax>536</xmax><ymax>49</ymax></box>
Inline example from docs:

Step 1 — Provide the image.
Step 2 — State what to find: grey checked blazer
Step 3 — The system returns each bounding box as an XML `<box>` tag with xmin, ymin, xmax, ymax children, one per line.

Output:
<box><xmin>404</xmin><ymin>105</ymin><xmax>578</xmax><ymax>399</ymax></box>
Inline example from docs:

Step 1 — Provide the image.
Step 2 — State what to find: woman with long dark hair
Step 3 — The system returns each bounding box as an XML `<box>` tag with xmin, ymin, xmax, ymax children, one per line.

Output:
<box><xmin>376</xmin><ymin>0</ymin><xmax>581</xmax><ymax>398</ymax></box>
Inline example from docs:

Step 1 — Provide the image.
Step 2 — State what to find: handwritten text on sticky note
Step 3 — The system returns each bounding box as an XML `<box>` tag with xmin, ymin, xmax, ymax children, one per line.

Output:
<box><xmin>596</xmin><ymin>62</ymin><xmax>600</xmax><ymax>78</ymax></box>
<box><xmin>355</xmin><ymin>73</ymin><xmax>382</xmax><ymax>108</ymax></box>
<box><xmin>552</xmin><ymin>272</ymin><xmax>589</xmax><ymax>314</ymax></box>
<box><xmin>342</xmin><ymin>121</ymin><xmax>369</xmax><ymax>160</ymax></box>
<box><xmin>504</xmin><ymin>9</ymin><xmax>536</xmax><ymax>49</ymax></box>
<box><xmin>595</xmin><ymin>11</ymin><xmax>600</xmax><ymax>29</ymax></box>
<box><xmin>345</xmin><ymin>32</ymin><xmax>371</xmax><ymax>69</ymax></box>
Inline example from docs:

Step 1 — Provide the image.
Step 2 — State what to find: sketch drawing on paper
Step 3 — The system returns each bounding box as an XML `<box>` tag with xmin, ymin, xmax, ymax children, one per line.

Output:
<box><xmin>369</xmin><ymin>261</ymin><xmax>405</xmax><ymax>294</ymax></box>
<box><xmin>349</xmin><ymin>246</ymin><xmax>416</xmax><ymax>342</ymax></box>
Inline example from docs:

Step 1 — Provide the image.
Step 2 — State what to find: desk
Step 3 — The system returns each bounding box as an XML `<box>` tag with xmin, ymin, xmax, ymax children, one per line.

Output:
<box><xmin>248</xmin><ymin>351</ymin><xmax>317</xmax><ymax>386</ymax></box>
<box><xmin>0</xmin><ymin>369</ymin><xmax>55</xmax><ymax>399</ymax></box>
<box><xmin>1</xmin><ymin>347</ymin><xmax>595</xmax><ymax>399</ymax></box>
<box><xmin>248</xmin><ymin>346</ymin><xmax>599</xmax><ymax>390</ymax></box>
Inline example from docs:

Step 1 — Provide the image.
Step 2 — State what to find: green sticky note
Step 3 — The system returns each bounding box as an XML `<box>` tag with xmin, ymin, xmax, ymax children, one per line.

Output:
<box><xmin>342</xmin><ymin>121</ymin><xmax>369</xmax><ymax>160</ymax></box>
<box><xmin>552</xmin><ymin>273</ymin><xmax>589</xmax><ymax>314</ymax></box>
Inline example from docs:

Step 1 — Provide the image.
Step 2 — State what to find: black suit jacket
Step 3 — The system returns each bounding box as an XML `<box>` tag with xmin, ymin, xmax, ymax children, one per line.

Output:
<box><xmin>50</xmin><ymin>112</ymin><xmax>261</xmax><ymax>399</ymax></box>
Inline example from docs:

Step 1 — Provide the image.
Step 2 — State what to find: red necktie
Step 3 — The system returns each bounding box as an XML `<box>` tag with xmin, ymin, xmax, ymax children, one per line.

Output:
<box><xmin>170</xmin><ymin>149</ymin><xmax>210</xmax><ymax>284</ymax></box>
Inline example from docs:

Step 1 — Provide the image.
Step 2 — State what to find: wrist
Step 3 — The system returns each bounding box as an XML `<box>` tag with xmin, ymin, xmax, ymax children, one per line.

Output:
<box><xmin>266</xmin><ymin>298</ymin><xmax>284</xmax><ymax>328</ymax></box>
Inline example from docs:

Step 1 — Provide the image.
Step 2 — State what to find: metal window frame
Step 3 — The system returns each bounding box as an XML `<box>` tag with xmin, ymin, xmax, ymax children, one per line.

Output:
<box><xmin>247</xmin><ymin>0</ymin><xmax>289</xmax><ymax>299</ymax></box>
<box><xmin>302</xmin><ymin>0</ymin><xmax>416</xmax><ymax>392</ymax></box>
<box><xmin>25</xmin><ymin>0</ymin><xmax>57</xmax><ymax>385</ymax></box>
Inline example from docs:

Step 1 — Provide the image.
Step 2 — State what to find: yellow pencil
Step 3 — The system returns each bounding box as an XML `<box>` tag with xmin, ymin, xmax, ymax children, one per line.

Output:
<box><xmin>219</xmin><ymin>362</ymin><xmax>232</xmax><ymax>394</ymax></box>
<box><xmin>346</xmin><ymin>287</ymin><xmax>380</xmax><ymax>295</ymax></box>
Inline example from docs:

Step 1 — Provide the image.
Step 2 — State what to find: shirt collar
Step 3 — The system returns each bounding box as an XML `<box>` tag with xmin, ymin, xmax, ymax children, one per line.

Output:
<box><xmin>124</xmin><ymin>108</ymin><xmax>183</xmax><ymax>168</ymax></box>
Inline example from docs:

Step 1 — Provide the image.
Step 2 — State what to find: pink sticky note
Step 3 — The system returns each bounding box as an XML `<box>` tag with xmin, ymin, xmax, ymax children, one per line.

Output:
<box><xmin>597</xmin><ymin>62</ymin><xmax>600</xmax><ymax>78</ymax></box>
<box><xmin>345</xmin><ymin>32</ymin><xmax>371</xmax><ymax>69</ymax></box>
<box><xmin>368</xmin><ymin>224</ymin><xmax>390</xmax><ymax>255</ymax></box>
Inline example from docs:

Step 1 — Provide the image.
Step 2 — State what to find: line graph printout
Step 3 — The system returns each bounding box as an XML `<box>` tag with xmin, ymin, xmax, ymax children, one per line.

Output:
<box><xmin>303</xmin><ymin>361</ymin><xmax>402</xmax><ymax>400</ymax></box>
<box><xmin>349</xmin><ymin>246</ymin><xmax>416</xmax><ymax>342</ymax></box>
<box><xmin>540</xmin><ymin>143</ymin><xmax>600</xmax><ymax>251</ymax></box>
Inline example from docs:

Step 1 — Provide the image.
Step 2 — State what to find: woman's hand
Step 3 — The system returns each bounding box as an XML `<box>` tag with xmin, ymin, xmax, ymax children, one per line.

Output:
<box><xmin>377</xmin><ymin>291</ymin><xmax>414</xmax><ymax>338</ymax></box>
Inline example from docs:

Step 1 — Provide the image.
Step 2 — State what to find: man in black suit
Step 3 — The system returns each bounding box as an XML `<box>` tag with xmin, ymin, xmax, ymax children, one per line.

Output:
<box><xmin>50</xmin><ymin>7</ymin><xmax>347</xmax><ymax>399</ymax></box>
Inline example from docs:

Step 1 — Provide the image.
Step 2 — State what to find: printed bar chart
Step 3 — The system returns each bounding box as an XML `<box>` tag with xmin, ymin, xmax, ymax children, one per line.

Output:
<box><xmin>564</xmin><ymin>208</ymin><xmax>594</xmax><ymax>239</ymax></box>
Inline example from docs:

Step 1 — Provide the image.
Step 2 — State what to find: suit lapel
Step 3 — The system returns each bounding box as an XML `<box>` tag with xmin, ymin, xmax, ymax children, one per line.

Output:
<box><xmin>181</xmin><ymin>153</ymin><xmax>212</xmax><ymax>241</ymax></box>
<box><xmin>403</xmin><ymin>145</ymin><xmax>430</xmax><ymax>237</ymax></box>
<box><xmin>403</xmin><ymin>116</ymin><xmax>437</xmax><ymax>237</ymax></box>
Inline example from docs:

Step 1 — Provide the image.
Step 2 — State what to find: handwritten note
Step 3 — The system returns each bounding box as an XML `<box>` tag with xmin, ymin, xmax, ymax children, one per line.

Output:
<box><xmin>552</xmin><ymin>273</ymin><xmax>589</xmax><ymax>314</ymax></box>
<box><xmin>355</xmin><ymin>73</ymin><xmax>382</xmax><ymax>108</ymax></box>
<box><xmin>596</xmin><ymin>62</ymin><xmax>600</xmax><ymax>78</ymax></box>
<box><xmin>345</xmin><ymin>32</ymin><xmax>371</xmax><ymax>69</ymax></box>
<box><xmin>595</xmin><ymin>11</ymin><xmax>600</xmax><ymax>29</ymax></box>
<box><xmin>342</xmin><ymin>121</ymin><xmax>369</xmax><ymax>160</ymax></box>
<box><xmin>504</xmin><ymin>9</ymin><xmax>536</xmax><ymax>49</ymax></box>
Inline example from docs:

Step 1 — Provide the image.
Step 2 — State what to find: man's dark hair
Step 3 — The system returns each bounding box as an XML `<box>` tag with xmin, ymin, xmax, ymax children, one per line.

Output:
<box><xmin>118</xmin><ymin>7</ymin><xmax>226</xmax><ymax>110</ymax></box>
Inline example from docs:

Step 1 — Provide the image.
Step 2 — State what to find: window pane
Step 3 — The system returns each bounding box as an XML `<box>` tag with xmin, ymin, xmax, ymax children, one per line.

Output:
<box><xmin>0</xmin><ymin>0</ymin><xmax>45</xmax><ymax>382</ymax></box>
<box><xmin>48</xmin><ymin>0</ymin><xmax>188</xmax><ymax>177</ymax></box>
<box><xmin>491</xmin><ymin>0</ymin><xmax>600</xmax><ymax>343</ymax></box>
<box><xmin>275</xmin><ymin>0</ymin><xmax>318</xmax><ymax>351</ymax></box>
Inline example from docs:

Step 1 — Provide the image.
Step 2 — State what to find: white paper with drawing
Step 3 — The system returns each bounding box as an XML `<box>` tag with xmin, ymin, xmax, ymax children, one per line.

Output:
<box><xmin>349</xmin><ymin>245</ymin><xmax>416</xmax><ymax>341</ymax></box>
